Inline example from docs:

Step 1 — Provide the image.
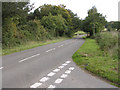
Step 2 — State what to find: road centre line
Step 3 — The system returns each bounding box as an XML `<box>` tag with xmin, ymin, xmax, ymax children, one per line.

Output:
<box><xmin>58</xmin><ymin>44</ymin><xmax>64</xmax><ymax>47</ymax></box>
<box><xmin>19</xmin><ymin>54</ymin><xmax>40</xmax><ymax>63</ymax></box>
<box><xmin>46</xmin><ymin>48</ymin><xmax>56</xmax><ymax>52</ymax></box>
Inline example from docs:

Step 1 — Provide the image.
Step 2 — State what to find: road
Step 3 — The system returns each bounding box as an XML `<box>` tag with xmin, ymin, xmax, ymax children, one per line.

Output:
<box><xmin>2</xmin><ymin>37</ymin><xmax>117</xmax><ymax>88</ymax></box>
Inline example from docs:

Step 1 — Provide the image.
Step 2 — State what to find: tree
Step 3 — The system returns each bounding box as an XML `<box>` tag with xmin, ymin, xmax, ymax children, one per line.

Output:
<box><xmin>41</xmin><ymin>13</ymin><xmax>67</xmax><ymax>37</ymax></box>
<box><xmin>82</xmin><ymin>6</ymin><xmax>107</xmax><ymax>37</ymax></box>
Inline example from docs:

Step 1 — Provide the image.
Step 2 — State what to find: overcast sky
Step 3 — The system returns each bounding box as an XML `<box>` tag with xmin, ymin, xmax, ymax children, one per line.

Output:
<box><xmin>30</xmin><ymin>0</ymin><xmax>120</xmax><ymax>22</ymax></box>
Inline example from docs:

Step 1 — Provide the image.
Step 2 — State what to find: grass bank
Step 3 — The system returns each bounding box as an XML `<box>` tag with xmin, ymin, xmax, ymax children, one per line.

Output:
<box><xmin>72</xmin><ymin>39</ymin><xmax>119</xmax><ymax>86</ymax></box>
<box><xmin>2</xmin><ymin>37</ymin><xmax>69</xmax><ymax>55</ymax></box>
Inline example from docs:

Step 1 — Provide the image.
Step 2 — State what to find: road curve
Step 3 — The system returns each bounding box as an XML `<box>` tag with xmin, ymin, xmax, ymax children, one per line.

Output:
<box><xmin>2</xmin><ymin>38</ymin><xmax>116</xmax><ymax>88</ymax></box>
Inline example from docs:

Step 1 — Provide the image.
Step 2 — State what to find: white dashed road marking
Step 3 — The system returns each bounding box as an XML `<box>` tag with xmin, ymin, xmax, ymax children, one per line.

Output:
<box><xmin>19</xmin><ymin>54</ymin><xmax>40</xmax><ymax>62</ymax></box>
<box><xmin>40</xmin><ymin>77</ymin><xmax>49</xmax><ymax>82</ymax></box>
<box><xmin>46</xmin><ymin>49</ymin><xmax>52</xmax><ymax>52</ymax></box>
<box><xmin>48</xmin><ymin>85</ymin><xmax>56</xmax><ymax>88</ymax></box>
<box><xmin>53</xmin><ymin>69</ymin><xmax>60</xmax><ymax>72</ymax></box>
<box><xmin>65</xmin><ymin>70</ymin><xmax>71</xmax><ymax>74</ymax></box>
<box><xmin>55</xmin><ymin>78</ymin><xmax>63</xmax><ymax>84</ymax></box>
<box><xmin>65</xmin><ymin>61</ymin><xmax>71</xmax><ymax>64</ymax></box>
<box><xmin>69</xmin><ymin>67</ymin><xmax>75</xmax><ymax>70</ymax></box>
<box><xmin>47</xmin><ymin>72</ymin><xmax>56</xmax><ymax>77</ymax></box>
<box><xmin>0</xmin><ymin>67</ymin><xmax>3</xmax><ymax>70</ymax></box>
<box><xmin>58</xmin><ymin>66</ymin><xmax>64</xmax><ymax>69</ymax></box>
<box><xmin>60</xmin><ymin>74</ymin><xmax>68</xmax><ymax>78</ymax></box>
<box><xmin>62</xmin><ymin>63</ymin><xmax>68</xmax><ymax>66</ymax></box>
<box><xmin>58</xmin><ymin>44</ymin><xmax>64</xmax><ymax>47</ymax></box>
<box><xmin>52</xmin><ymin>48</ymin><xmax>56</xmax><ymax>50</ymax></box>
<box><xmin>46</xmin><ymin>48</ymin><xmax>56</xmax><ymax>52</ymax></box>
<box><xmin>30</xmin><ymin>83</ymin><xmax>42</xmax><ymax>88</ymax></box>
<box><xmin>29</xmin><ymin>60</ymin><xmax>75</xmax><ymax>88</ymax></box>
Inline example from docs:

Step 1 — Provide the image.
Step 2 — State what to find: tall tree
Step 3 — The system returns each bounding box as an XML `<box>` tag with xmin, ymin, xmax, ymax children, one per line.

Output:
<box><xmin>82</xmin><ymin>6</ymin><xmax>107</xmax><ymax>36</ymax></box>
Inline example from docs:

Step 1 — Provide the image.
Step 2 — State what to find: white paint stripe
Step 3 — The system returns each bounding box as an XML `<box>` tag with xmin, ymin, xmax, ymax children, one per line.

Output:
<box><xmin>65</xmin><ymin>70</ymin><xmax>71</xmax><ymax>74</ymax></box>
<box><xmin>53</xmin><ymin>69</ymin><xmax>60</xmax><ymax>72</ymax></box>
<box><xmin>48</xmin><ymin>85</ymin><xmax>56</xmax><ymax>88</ymax></box>
<box><xmin>30</xmin><ymin>83</ymin><xmax>42</xmax><ymax>88</ymax></box>
<box><xmin>0</xmin><ymin>67</ymin><xmax>3</xmax><ymax>70</ymax></box>
<box><xmin>58</xmin><ymin>44</ymin><xmax>64</xmax><ymax>47</ymax></box>
<box><xmin>47</xmin><ymin>72</ymin><xmax>56</xmax><ymax>77</ymax></box>
<box><xmin>62</xmin><ymin>63</ymin><xmax>68</xmax><ymax>66</ymax></box>
<box><xmin>55</xmin><ymin>78</ymin><xmax>63</xmax><ymax>84</ymax></box>
<box><xmin>19</xmin><ymin>54</ymin><xmax>40</xmax><ymax>62</ymax></box>
<box><xmin>52</xmin><ymin>48</ymin><xmax>56</xmax><ymax>50</ymax></box>
<box><xmin>46</xmin><ymin>49</ymin><xmax>52</xmax><ymax>52</ymax></box>
<box><xmin>58</xmin><ymin>66</ymin><xmax>64</xmax><ymax>69</ymax></box>
<box><xmin>65</xmin><ymin>61</ymin><xmax>71</xmax><ymax>64</ymax></box>
<box><xmin>46</xmin><ymin>48</ymin><xmax>56</xmax><ymax>52</ymax></box>
<box><xmin>69</xmin><ymin>67</ymin><xmax>75</xmax><ymax>70</ymax></box>
<box><xmin>40</xmin><ymin>77</ymin><xmax>49</xmax><ymax>82</ymax></box>
<box><xmin>60</xmin><ymin>74</ymin><xmax>68</xmax><ymax>78</ymax></box>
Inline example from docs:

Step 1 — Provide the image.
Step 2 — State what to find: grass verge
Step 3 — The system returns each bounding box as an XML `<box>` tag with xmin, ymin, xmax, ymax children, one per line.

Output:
<box><xmin>2</xmin><ymin>37</ymin><xmax>69</xmax><ymax>56</ymax></box>
<box><xmin>72</xmin><ymin>39</ymin><xmax>119</xmax><ymax>87</ymax></box>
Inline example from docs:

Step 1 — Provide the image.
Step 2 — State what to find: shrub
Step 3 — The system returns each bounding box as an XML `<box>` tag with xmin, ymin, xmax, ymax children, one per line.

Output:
<box><xmin>95</xmin><ymin>31</ymin><xmax>118</xmax><ymax>59</ymax></box>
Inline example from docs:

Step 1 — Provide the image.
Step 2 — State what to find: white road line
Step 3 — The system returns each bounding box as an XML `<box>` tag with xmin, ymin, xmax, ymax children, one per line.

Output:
<box><xmin>52</xmin><ymin>48</ymin><xmax>56</xmax><ymax>50</ymax></box>
<box><xmin>58</xmin><ymin>66</ymin><xmax>64</xmax><ymax>69</ymax></box>
<box><xmin>19</xmin><ymin>54</ymin><xmax>40</xmax><ymax>63</ymax></box>
<box><xmin>0</xmin><ymin>67</ymin><xmax>3</xmax><ymax>70</ymax></box>
<box><xmin>65</xmin><ymin>70</ymin><xmax>71</xmax><ymax>74</ymax></box>
<box><xmin>30</xmin><ymin>83</ymin><xmax>42</xmax><ymax>88</ymax></box>
<box><xmin>65</xmin><ymin>61</ymin><xmax>71</xmax><ymax>64</ymax></box>
<box><xmin>46</xmin><ymin>49</ymin><xmax>52</xmax><ymax>52</ymax></box>
<box><xmin>55</xmin><ymin>78</ymin><xmax>63</xmax><ymax>84</ymax></box>
<box><xmin>58</xmin><ymin>44</ymin><xmax>64</xmax><ymax>47</ymax></box>
<box><xmin>46</xmin><ymin>48</ymin><xmax>56</xmax><ymax>52</ymax></box>
<box><xmin>53</xmin><ymin>69</ymin><xmax>60</xmax><ymax>72</ymax></box>
<box><xmin>40</xmin><ymin>77</ymin><xmax>49</xmax><ymax>82</ymax></box>
<box><xmin>69</xmin><ymin>67</ymin><xmax>75</xmax><ymax>71</ymax></box>
<box><xmin>62</xmin><ymin>63</ymin><xmax>68</xmax><ymax>66</ymax></box>
<box><xmin>47</xmin><ymin>72</ymin><xmax>56</xmax><ymax>77</ymax></box>
<box><xmin>48</xmin><ymin>85</ymin><xmax>56</xmax><ymax>88</ymax></box>
<box><xmin>60</xmin><ymin>74</ymin><xmax>68</xmax><ymax>78</ymax></box>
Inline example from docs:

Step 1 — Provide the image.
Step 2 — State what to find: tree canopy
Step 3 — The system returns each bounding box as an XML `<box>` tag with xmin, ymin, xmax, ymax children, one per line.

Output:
<box><xmin>82</xmin><ymin>6</ymin><xmax>107</xmax><ymax>36</ymax></box>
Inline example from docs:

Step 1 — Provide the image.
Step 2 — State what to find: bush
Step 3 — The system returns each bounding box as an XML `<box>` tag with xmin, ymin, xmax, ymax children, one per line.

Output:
<box><xmin>95</xmin><ymin>31</ymin><xmax>118</xmax><ymax>59</ymax></box>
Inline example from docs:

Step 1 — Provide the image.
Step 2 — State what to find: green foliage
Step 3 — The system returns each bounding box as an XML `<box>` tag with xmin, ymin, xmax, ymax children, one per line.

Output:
<box><xmin>82</xmin><ymin>6</ymin><xmax>107</xmax><ymax>37</ymax></box>
<box><xmin>72</xmin><ymin>39</ymin><xmax>118</xmax><ymax>86</ymax></box>
<box><xmin>3</xmin><ymin>3</ymin><xmax>78</xmax><ymax>49</ymax></box>
<box><xmin>74</xmin><ymin>31</ymin><xmax>86</xmax><ymax>35</ymax></box>
<box><xmin>3</xmin><ymin>37</ymin><xmax>69</xmax><ymax>55</ymax></box>
<box><xmin>95</xmin><ymin>31</ymin><xmax>118</xmax><ymax>59</ymax></box>
<box><xmin>105</xmin><ymin>21</ymin><xmax>120</xmax><ymax>31</ymax></box>
<box><xmin>41</xmin><ymin>14</ymin><xmax>68</xmax><ymax>37</ymax></box>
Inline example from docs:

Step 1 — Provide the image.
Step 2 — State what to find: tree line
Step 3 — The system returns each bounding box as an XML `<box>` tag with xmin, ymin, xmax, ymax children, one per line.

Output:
<box><xmin>2</xmin><ymin>2</ymin><xmax>107</xmax><ymax>48</ymax></box>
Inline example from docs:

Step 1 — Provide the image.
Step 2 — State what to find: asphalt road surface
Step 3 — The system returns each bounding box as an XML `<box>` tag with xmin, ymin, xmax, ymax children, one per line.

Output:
<box><xmin>2</xmin><ymin>37</ymin><xmax>117</xmax><ymax>88</ymax></box>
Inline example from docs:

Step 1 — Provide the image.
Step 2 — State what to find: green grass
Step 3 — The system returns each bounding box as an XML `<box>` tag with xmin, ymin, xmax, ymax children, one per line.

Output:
<box><xmin>2</xmin><ymin>37</ymin><xmax>69</xmax><ymax>56</ymax></box>
<box><xmin>72</xmin><ymin>39</ymin><xmax>119</xmax><ymax>87</ymax></box>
